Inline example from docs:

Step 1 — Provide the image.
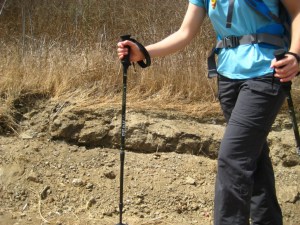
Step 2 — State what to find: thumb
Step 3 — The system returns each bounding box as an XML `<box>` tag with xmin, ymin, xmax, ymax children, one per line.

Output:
<box><xmin>121</xmin><ymin>40</ymin><xmax>136</xmax><ymax>48</ymax></box>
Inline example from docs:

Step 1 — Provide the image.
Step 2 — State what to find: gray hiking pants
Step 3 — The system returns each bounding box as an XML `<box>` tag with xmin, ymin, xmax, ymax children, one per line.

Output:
<box><xmin>214</xmin><ymin>74</ymin><xmax>285</xmax><ymax>225</ymax></box>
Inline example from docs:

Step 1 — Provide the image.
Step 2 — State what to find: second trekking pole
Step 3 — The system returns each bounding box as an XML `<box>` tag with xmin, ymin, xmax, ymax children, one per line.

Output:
<box><xmin>274</xmin><ymin>49</ymin><xmax>300</xmax><ymax>156</ymax></box>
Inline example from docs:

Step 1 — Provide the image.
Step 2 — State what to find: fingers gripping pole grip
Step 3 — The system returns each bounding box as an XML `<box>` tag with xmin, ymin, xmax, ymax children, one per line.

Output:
<box><xmin>120</xmin><ymin>35</ymin><xmax>131</xmax><ymax>67</ymax></box>
<box><xmin>120</xmin><ymin>34</ymin><xmax>151</xmax><ymax>69</ymax></box>
<box><xmin>277</xmin><ymin>50</ymin><xmax>300</xmax><ymax>76</ymax></box>
<box><xmin>274</xmin><ymin>49</ymin><xmax>300</xmax><ymax>76</ymax></box>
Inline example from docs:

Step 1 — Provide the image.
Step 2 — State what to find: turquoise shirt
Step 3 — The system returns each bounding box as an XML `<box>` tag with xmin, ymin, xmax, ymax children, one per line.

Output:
<box><xmin>189</xmin><ymin>0</ymin><xmax>284</xmax><ymax>79</ymax></box>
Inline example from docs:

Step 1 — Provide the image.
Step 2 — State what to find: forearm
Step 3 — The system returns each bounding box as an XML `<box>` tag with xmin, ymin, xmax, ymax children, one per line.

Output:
<box><xmin>284</xmin><ymin>0</ymin><xmax>300</xmax><ymax>56</ymax></box>
<box><xmin>290</xmin><ymin>12</ymin><xmax>300</xmax><ymax>55</ymax></box>
<box><xmin>146</xmin><ymin>30</ymin><xmax>195</xmax><ymax>58</ymax></box>
<box><xmin>117</xmin><ymin>4</ymin><xmax>205</xmax><ymax>63</ymax></box>
<box><xmin>272</xmin><ymin>1</ymin><xmax>300</xmax><ymax>82</ymax></box>
<box><xmin>146</xmin><ymin>3</ymin><xmax>205</xmax><ymax>59</ymax></box>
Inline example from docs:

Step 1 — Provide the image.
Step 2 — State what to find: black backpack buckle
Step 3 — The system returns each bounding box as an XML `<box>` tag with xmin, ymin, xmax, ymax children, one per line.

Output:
<box><xmin>223</xmin><ymin>36</ymin><xmax>240</xmax><ymax>48</ymax></box>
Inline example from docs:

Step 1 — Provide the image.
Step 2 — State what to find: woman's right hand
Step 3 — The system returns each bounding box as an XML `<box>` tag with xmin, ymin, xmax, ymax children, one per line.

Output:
<box><xmin>117</xmin><ymin>40</ymin><xmax>145</xmax><ymax>62</ymax></box>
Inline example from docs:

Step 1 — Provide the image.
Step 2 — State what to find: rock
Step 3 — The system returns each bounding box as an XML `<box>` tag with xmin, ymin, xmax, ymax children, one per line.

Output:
<box><xmin>78</xmin><ymin>121</ymin><xmax>110</xmax><ymax>146</ymax></box>
<box><xmin>86</xmin><ymin>183</ymin><xmax>94</xmax><ymax>190</ymax></box>
<box><xmin>86</xmin><ymin>197</ymin><xmax>96</xmax><ymax>209</ymax></box>
<box><xmin>27</xmin><ymin>171</ymin><xmax>42</xmax><ymax>183</ymax></box>
<box><xmin>40</xmin><ymin>186</ymin><xmax>51</xmax><ymax>200</ymax></box>
<box><xmin>104</xmin><ymin>171</ymin><xmax>116</xmax><ymax>179</ymax></box>
<box><xmin>278</xmin><ymin>186</ymin><xmax>300</xmax><ymax>203</ymax></box>
<box><xmin>186</xmin><ymin>176</ymin><xmax>196</xmax><ymax>185</ymax></box>
<box><xmin>72</xmin><ymin>178</ymin><xmax>85</xmax><ymax>187</ymax></box>
<box><xmin>19</xmin><ymin>132</ymin><xmax>34</xmax><ymax>139</ymax></box>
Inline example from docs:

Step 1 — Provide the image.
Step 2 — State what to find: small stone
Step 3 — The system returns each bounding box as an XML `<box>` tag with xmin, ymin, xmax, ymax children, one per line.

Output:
<box><xmin>86</xmin><ymin>183</ymin><xmax>94</xmax><ymax>190</ymax></box>
<box><xmin>86</xmin><ymin>197</ymin><xmax>96</xmax><ymax>209</ymax></box>
<box><xmin>104</xmin><ymin>171</ymin><xmax>116</xmax><ymax>179</ymax></box>
<box><xmin>27</xmin><ymin>171</ymin><xmax>42</xmax><ymax>183</ymax></box>
<box><xmin>72</xmin><ymin>178</ymin><xmax>85</xmax><ymax>187</ymax></box>
<box><xmin>40</xmin><ymin>186</ymin><xmax>51</xmax><ymax>200</ymax></box>
<box><xmin>186</xmin><ymin>176</ymin><xmax>196</xmax><ymax>185</ymax></box>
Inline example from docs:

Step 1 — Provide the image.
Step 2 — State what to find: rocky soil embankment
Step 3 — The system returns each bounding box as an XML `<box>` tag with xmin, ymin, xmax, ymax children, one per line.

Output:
<box><xmin>0</xmin><ymin>99</ymin><xmax>299</xmax><ymax>225</ymax></box>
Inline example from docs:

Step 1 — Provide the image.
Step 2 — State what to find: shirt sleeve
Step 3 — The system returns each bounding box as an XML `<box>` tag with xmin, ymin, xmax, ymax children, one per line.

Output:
<box><xmin>189</xmin><ymin>0</ymin><xmax>205</xmax><ymax>8</ymax></box>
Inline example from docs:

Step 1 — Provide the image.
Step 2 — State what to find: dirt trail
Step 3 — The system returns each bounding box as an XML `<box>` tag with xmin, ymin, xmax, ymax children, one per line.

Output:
<box><xmin>0</xmin><ymin>100</ymin><xmax>299</xmax><ymax>225</ymax></box>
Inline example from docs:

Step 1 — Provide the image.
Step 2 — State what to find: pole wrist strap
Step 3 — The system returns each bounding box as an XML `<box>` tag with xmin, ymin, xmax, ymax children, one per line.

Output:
<box><xmin>286</xmin><ymin>52</ymin><xmax>300</xmax><ymax>63</ymax></box>
<box><xmin>129</xmin><ymin>38</ymin><xmax>151</xmax><ymax>68</ymax></box>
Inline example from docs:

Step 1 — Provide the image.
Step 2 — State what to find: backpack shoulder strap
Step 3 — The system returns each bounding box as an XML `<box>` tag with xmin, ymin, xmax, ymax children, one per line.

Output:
<box><xmin>245</xmin><ymin>0</ymin><xmax>290</xmax><ymax>42</ymax></box>
<box><xmin>226</xmin><ymin>0</ymin><xmax>235</xmax><ymax>28</ymax></box>
<box><xmin>204</xmin><ymin>0</ymin><xmax>209</xmax><ymax>13</ymax></box>
<box><xmin>244</xmin><ymin>0</ymin><xmax>281</xmax><ymax>24</ymax></box>
<box><xmin>204</xmin><ymin>0</ymin><xmax>235</xmax><ymax>28</ymax></box>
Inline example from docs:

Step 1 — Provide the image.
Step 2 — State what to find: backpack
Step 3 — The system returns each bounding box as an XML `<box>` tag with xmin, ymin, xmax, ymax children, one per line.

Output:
<box><xmin>206</xmin><ymin>0</ymin><xmax>291</xmax><ymax>78</ymax></box>
<box><xmin>245</xmin><ymin>0</ymin><xmax>290</xmax><ymax>43</ymax></box>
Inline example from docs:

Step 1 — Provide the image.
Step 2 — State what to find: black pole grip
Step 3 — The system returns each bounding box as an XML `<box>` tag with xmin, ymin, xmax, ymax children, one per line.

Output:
<box><xmin>120</xmin><ymin>35</ymin><xmax>131</xmax><ymax>67</ymax></box>
<box><xmin>274</xmin><ymin>49</ymin><xmax>286</xmax><ymax>61</ymax></box>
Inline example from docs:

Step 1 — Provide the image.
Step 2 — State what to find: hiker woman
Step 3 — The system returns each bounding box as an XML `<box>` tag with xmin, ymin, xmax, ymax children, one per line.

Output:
<box><xmin>117</xmin><ymin>0</ymin><xmax>300</xmax><ymax>224</ymax></box>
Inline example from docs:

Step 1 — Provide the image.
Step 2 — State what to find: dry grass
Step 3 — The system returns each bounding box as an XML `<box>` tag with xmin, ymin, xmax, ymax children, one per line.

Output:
<box><xmin>0</xmin><ymin>0</ymin><xmax>299</xmax><ymax>132</ymax></box>
<box><xmin>0</xmin><ymin>0</ymin><xmax>218</xmax><ymax>132</ymax></box>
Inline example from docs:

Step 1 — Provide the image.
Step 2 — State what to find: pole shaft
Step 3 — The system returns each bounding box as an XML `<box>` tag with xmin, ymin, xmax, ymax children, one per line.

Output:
<box><xmin>117</xmin><ymin>34</ymin><xmax>131</xmax><ymax>225</ymax></box>
<box><xmin>285</xmin><ymin>91</ymin><xmax>300</xmax><ymax>155</ymax></box>
<box><xmin>118</xmin><ymin>67</ymin><xmax>127</xmax><ymax>224</ymax></box>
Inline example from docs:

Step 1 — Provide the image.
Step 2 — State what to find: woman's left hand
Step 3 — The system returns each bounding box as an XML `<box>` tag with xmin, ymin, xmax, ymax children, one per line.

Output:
<box><xmin>271</xmin><ymin>53</ymin><xmax>299</xmax><ymax>82</ymax></box>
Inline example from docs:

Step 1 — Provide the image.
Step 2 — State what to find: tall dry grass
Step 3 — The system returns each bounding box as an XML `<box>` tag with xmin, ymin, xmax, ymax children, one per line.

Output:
<box><xmin>1</xmin><ymin>0</ymin><xmax>298</xmax><ymax>132</ymax></box>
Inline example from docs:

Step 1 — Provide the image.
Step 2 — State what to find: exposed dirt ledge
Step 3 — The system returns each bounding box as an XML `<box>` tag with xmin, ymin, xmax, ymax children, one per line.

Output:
<box><xmin>16</xmin><ymin>99</ymin><xmax>300</xmax><ymax>166</ymax></box>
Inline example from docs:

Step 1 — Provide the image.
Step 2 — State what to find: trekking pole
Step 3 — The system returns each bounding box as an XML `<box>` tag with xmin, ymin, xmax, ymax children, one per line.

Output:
<box><xmin>274</xmin><ymin>49</ymin><xmax>300</xmax><ymax>156</ymax></box>
<box><xmin>117</xmin><ymin>34</ymin><xmax>132</xmax><ymax>225</ymax></box>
